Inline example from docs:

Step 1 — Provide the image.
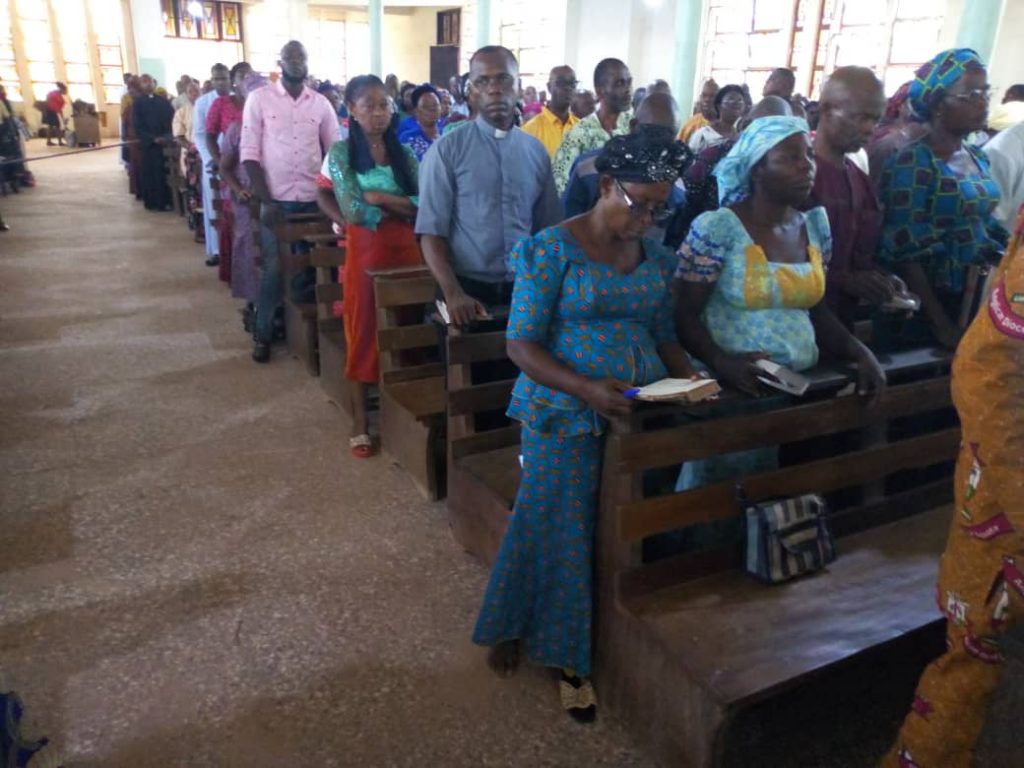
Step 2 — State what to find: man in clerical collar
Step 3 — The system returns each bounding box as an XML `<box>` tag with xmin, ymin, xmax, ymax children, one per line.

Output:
<box><xmin>416</xmin><ymin>45</ymin><xmax>560</xmax><ymax>328</ymax></box>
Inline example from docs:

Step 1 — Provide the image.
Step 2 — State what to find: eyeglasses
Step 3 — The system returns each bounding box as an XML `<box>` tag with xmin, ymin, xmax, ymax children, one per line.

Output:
<box><xmin>471</xmin><ymin>73</ymin><xmax>515</xmax><ymax>90</ymax></box>
<box><xmin>615</xmin><ymin>179</ymin><xmax>672</xmax><ymax>223</ymax></box>
<box><xmin>949</xmin><ymin>87</ymin><xmax>992</xmax><ymax>103</ymax></box>
<box><xmin>553</xmin><ymin>78</ymin><xmax>579</xmax><ymax>89</ymax></box>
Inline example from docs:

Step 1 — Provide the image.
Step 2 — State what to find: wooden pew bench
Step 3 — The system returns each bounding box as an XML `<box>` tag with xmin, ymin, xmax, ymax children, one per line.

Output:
<box><xmin>445</xmin><ymin>327</ymin><xmax>521</xmax><ymax>561</ymax></box>
<box><xmin>593</xmin><ymin>347</ymin><xmax>955</xmax><ymax>767</ymax></box>
<box><xmin>274</xmin><ymin>213</ymin><xmax>334</xmax><ymax>376</ymax></box>
<box><xmin>308</xmin><ymin>234</ymin><xmax>348</xmax><ymax>414</ymax></box>
<box><xmin>372</xmin><ymin>267</ymin><xmax>446</xmax><ymax>500</ymax></box>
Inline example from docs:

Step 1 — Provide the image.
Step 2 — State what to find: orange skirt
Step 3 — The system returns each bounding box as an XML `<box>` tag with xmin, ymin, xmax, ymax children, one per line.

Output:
<box><xmin>343</xmin><ymin>219</ymin><xmax>422</xmax><ymax>384</ymax></box>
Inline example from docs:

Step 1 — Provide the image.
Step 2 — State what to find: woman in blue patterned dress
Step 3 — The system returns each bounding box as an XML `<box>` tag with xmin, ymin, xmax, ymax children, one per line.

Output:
<box><xmin>472</xmin><ymin>132</ymin><xmax>695</xmax><ymax>721</ymax></box>
<box><xmin>877</xmin><ymin>49</ymin><xmax>1008</xmax><ymax>351</ymax></box>
<box><xmin>398</xmin><ymin>84</ymin><xmax>445</xmax><ymax>162</ymax></box>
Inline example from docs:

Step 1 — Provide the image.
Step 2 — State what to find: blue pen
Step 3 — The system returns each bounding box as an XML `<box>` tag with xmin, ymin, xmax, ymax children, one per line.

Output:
<box><xmin>624</xmin><ymin>387</ymin><xmax>641</xmax><ymax>399</ymax></box>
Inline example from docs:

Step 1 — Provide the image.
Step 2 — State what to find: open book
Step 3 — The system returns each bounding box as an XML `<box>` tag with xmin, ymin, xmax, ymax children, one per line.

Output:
<box><xmin>626</xmin><ymin>377</ymin><xmax>721</xmax><ymax>403</ymax></box>
<box><xmin>754</xmin><ymin>359</ymin><xmax>810</xmax><ymax>396</ymax></box>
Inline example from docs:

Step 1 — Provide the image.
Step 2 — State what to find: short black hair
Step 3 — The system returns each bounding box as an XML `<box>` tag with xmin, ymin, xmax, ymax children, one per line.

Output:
<box><xmin>594</xmin><ymin>58</ymin><xmax>627</xmax><ymax>89</ymax></box>
<box><xmin>1004</xmin><ymin>84</ymin><xmax>1024</xmax><ymax>102</ymax></box>
<box><xmin>769</xmin><ymin>68</ymin><xmax>796</xmax><ymax>88</ymax></box>
<box><xmin>469</xmin><ymin>46</ymin><xmax>518</xmax><ymax>72</ymax></box>
<box><xmin>714</xmin><ymin>84</ymin><xmax>746</xmax><ymax>117</ymax></box>
<box><xmin>410</xmin><ymin>83</ymin><xmax>439</xmax><ymax>109</ymax></box>
<box><xmin>211</xmin><ymin>63</ymin><xmax>229</xmax><ymax>74</ymax></box>
<box><xmin>229</xmin><ymin>62</ymin><xmax>251</xmax><ymax>82</ymax></box>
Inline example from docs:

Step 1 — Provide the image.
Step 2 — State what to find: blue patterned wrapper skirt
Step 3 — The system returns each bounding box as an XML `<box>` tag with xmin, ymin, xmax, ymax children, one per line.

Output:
<box><xmin>472</xmin><ymin>426</ymin><xmax>602</xmax><ymax>677</ymax></box>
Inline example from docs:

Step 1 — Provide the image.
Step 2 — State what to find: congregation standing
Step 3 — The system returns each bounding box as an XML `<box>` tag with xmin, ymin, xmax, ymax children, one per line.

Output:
<box><xmin>114</xmin><ymin>37</ymin><xmax>1024</xmax><ymax>767</ymax></box>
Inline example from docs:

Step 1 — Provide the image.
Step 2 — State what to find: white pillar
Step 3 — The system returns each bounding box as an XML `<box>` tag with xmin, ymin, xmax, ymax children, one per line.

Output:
<box><xmin>476</xmin><ymin>0</ymin><xmax>493</xmax><ymax>49</ymax></box>
<box><xmin>369</xmin><ymin>0</ymin><xmax>383</xmax><ymax>76</ymax></box>
<box><xmin>956</xmin><ymin>0</ymin><xmax>1006</xmax><ymax>64</ymax></box>
<box><xmin>671</xmin><ymin>0</ymin><xmax>702</xmax><ymax>114</ymax></box>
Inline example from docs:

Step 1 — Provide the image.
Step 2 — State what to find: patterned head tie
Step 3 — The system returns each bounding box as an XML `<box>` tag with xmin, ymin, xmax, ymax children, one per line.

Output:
<box><xmin>713</xmin><ymin>115</ymin><xmax>809</xmax><ymax>206</ymax></box>
<box><xmin>885</xmin><ymin>81</ymin><xmax>912</xmax><ymax>123</ymax></box>
<box><xmin>908</xmin><ymin>48</ymin><xmax>984</xmax><ymax>121</ymax></box>
<box><xmin>594</xmin><ymin>127</ymin><xmax>693</xmax><ymax>184</ymax></box>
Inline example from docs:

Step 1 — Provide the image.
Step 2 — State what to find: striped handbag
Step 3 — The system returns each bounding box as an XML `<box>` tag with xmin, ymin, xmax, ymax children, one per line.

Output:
<box><xmin>743</xmin><ymin>492</ymin><xmax>836</xmax><ymax>584</ymax></box>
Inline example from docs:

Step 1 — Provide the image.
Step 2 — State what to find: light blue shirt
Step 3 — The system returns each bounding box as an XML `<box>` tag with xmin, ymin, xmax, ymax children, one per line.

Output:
<box><xmin>415</xmin><ymin>115</ymin><xmax>560</xmax><ymax>283</ymax></box>
<box><xmin>192</xmin><ymin>90</ymin><xmax>217</xmax><ymax>159</ymax></box>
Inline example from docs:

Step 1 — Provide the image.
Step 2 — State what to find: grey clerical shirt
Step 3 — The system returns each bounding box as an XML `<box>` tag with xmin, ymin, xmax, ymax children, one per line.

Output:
<box><xmin>415</xmin><ymin>115</ymin><xmax>561</xmax><ymax>283</ymax></box>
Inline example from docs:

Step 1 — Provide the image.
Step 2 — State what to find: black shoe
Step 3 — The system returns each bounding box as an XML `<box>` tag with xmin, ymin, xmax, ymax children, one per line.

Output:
<box><xmin>241</xmin><ymin>303</ymin><xmax>254</xmax><ymax>334</ymax></box>
<box><xmin>252</xmin><ymin>340</ymin><xmax>271</xmax><ymax>363</ymax></box>
<box><xmin>0</xmin><ymin>222</ymin><xmax>9</xmax><ymax>232</ymax></box>
<box><xmin>205</xmin><ymin>255</ymin><xmax>220</xmax><ymax>267</ymax></box>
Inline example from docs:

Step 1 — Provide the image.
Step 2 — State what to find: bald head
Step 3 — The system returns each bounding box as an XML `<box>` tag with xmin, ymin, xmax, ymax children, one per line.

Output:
<box><xmin>547</xmin><ymin>65</ymin><xmax>577</xmax><ymax>113</ymax></box>
<box><xmin>818</xmin><ymin>66</ymin><xmax>885</xmax><ymax>156</ymax></box>
<box><xmin>736</xmin><ymin>95</ymin><xmax>791</xmax><ymax>131</ymax></box>
<box><xmin>279</xmin><ymin>40</ymin><xmax>309</xmax><ymax>83</ymax></box>
<box><xmin>633</xmin><ymin>91</ymin><xmax>680</xmax><ymax>133</ymax></box>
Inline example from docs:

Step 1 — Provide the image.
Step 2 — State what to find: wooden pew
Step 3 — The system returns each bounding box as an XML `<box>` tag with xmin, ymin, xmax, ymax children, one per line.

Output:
<box><xmin>309</xmin><ymin>234</ymin><xmax>349</xmax><ymax>413</ymax></box>
<box><xmin>372</xmin><ymin>267</ymin><xmax>446</xmax><ymax>500</ymax></box>
<box><xmin>274</xmin><ymin>213</ymin><xmax>334</xmax><ymax>376</ymax></box>
<box><xmin>445</xmin><ymin>328</ymin><xmax>520</xmax><ymax>561</ymax></box>
<box><xmin>163</xmin><ymin>143</ymin><xmax>185</xmax><ymax>216</ymax></box>
<box><xmin>592</xmin><ymin>347</ymin><xmax>955</xmax><ymax>767</ymax></box>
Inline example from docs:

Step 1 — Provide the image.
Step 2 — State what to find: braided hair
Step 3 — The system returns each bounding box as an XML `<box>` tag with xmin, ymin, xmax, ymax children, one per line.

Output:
<box><xmin>345</xmin><ymin>74</ymin><xmax>416</xmax><ymax>197</ymax></box>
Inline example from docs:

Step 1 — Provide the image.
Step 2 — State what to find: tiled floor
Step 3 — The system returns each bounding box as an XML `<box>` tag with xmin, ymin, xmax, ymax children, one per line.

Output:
<box><xmin>0</xmin><ymin>145</ymin><xmax>654</xmax><ymax>767</ymax></box>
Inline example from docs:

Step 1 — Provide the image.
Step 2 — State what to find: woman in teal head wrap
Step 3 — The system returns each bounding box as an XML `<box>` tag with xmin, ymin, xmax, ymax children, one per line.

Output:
<box><xmin>674</xmin><ymin>115</ymin><xmax>885</xmax><ymax>395</ymax></box>
<box><xmin>877</xmin><ymin>48</ymin><xmax>1008</xmax><ymax>351</ymax></box>
<box><xmin>660</xmin><ymin>117</ymin><xmax>886</xmax><ymax>557</ymax></box>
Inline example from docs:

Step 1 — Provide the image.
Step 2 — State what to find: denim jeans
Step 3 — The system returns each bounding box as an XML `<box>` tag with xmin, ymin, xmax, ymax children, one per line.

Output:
<box><xmin>255</xmin><ymin>199</ymin><xmax>319</xmax><ymax>343</ymax></box>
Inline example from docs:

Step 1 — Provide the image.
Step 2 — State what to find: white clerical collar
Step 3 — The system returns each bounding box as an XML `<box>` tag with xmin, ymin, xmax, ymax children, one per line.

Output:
<box><xmin>474</xmin><ymin>115</ymin><xmax>512</xmax><ymax>139</ymax></box>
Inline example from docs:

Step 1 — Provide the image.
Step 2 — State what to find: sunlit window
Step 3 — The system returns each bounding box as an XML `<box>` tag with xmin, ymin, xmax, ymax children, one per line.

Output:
<box><xmin>498</xmin><ymin>0</ymin><xmax>567</xmax><ymax>92</ymax></box>
<box><xmin>0</xmin><ymin>3</ymin><xmax>21</xmax><ymax>102</ymax></box>
<box><xmin>701</xmin><ymin>0</ymin><xmax>945</xmax><ymax>99</ymax></box>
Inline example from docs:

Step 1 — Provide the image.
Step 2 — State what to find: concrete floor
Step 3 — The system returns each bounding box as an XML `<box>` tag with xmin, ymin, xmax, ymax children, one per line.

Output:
<box><xmin>0</xmin><ymin>145</ymin><xmax>656</xmax><ymax>767</ymax></box>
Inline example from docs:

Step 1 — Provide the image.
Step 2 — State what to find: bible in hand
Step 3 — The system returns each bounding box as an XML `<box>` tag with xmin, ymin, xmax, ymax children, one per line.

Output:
<box><xmin>625</xmin><ymin>377</ymin><xmax>721</xmax><ymax>403</ymax></box>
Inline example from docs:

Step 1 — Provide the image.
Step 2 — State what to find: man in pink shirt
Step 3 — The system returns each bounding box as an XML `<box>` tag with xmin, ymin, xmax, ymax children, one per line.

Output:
<box><xmin>241</xmin><ymin>40</ymin><xmax>340</xmax><ymax>363</ymax></box>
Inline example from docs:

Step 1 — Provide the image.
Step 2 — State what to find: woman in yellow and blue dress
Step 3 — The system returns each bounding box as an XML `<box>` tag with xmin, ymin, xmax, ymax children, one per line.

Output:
<box><xmin>472</xmin><ymin>132</ymin><xmax>695</xmax><ymax>721</ymax></box>
<box><xmin>665</xmin><ymin>116</ymin><xmax>886</xmax><ymax>553</ymax></box>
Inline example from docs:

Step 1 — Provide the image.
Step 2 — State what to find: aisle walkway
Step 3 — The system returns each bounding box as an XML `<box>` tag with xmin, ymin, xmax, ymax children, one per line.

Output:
<box><xmin>0</xmin><ymin>146</ymin><xmax>652</xmax><ymax>767</ymax></box>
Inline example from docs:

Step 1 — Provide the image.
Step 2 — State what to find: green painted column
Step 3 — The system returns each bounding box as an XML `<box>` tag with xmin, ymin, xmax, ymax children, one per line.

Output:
<box><xmin>955</xmin><ymin>0</ymin><xmax>1005</xmax><ymax>63</ymax></box>
<box><xmin>672</xmin><ymin>0</ymin><xmax>703</xmax><ymax>115</ymax></box>
<box><xmin>369</xmin><ymin>0</ymin><xmax>384</xmax><ymax>77</ymax></box>
<box><xmin>476</xmin><ymin>0</ymin><xmax>493</xmax><ymax>49</ymax></box>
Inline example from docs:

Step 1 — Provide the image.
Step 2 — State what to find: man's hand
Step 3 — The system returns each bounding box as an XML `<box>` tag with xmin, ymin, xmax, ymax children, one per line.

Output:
<box><xmin>445</xmin><ymin>289</ymin><xmax>488</xmax><ymax>329</ymax></box>
<box><xmin>843</xmin><ymin>270</ymin><xmax>898</xmax><ymax>305</ymax></box>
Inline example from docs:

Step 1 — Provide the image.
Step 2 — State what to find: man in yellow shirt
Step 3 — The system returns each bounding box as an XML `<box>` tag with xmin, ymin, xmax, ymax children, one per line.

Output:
<box><xmin>522</xmin><ymin>65</ymin><xmax>580</xmax><ymax>158</ymax></box>
<box><xmin>678</xmin><ymin>78</ymin><xmax>718</xmax><ymax>142</ymax></box>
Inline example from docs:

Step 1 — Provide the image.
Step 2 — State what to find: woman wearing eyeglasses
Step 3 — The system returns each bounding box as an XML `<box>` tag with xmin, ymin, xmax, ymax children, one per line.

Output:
<box><xmin>877</xmin><ymin>49</ymin><xmax>1009</xmax><ymax>351</ymax></box>
<box><xmin>687</xmin><ymin>84</ymin><xmax>747</xmax><ymax>155</ymax></box>
<box><xmin>472</xmin><ymin>131</ymin><xmax>694</xmax><ymax>722</ymax></box>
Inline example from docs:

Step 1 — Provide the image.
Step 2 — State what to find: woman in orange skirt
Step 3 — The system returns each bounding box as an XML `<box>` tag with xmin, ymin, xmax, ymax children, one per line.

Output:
<box><xmin>883</xmin><ymin>206</ymin><xmax>1024</xmax><ymax>767</ymax></box>
<box><xmin>317</xmin><ymin>75</ymin><xmax>422</xmax><ymax>457</ymax></box>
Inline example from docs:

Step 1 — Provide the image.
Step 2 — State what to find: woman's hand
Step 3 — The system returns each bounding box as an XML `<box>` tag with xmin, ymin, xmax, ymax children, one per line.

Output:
<box><xmin>853</xmin><ymin>348</ymin><xmax>887</xmax><ymax>406</ymax></box>
<box><xmin>580</xmin><ymin>378</ymin><xmax>635</xmax><ymax>417</ymax></box>
<box><xmin>713</xmin><ymin>352</ymin><xmax>770</xmax><ymax>397</ymax></box>
<box><xmin>362</xmin><ymin>191</ymin><xmax>384</xmax><ymax>206</ymax></box>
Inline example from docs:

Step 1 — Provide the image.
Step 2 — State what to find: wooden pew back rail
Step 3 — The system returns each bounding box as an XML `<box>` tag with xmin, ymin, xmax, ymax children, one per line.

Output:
<box><xmin>373</xmin><ymin>268</ymin><xmax>447</xmax><ymax>500</ymax></box>
<box><xmin>445</xmin><ymin>327</ymin><xmax>521</xmax><ymax>561</ymax></box>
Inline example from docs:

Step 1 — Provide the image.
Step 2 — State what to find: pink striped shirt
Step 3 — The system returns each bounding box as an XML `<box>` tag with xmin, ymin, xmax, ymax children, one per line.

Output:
<box><xmin>239</xmin><ymin>80</ymin><xmax>341</xmax><ymax>202</ymax></box>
